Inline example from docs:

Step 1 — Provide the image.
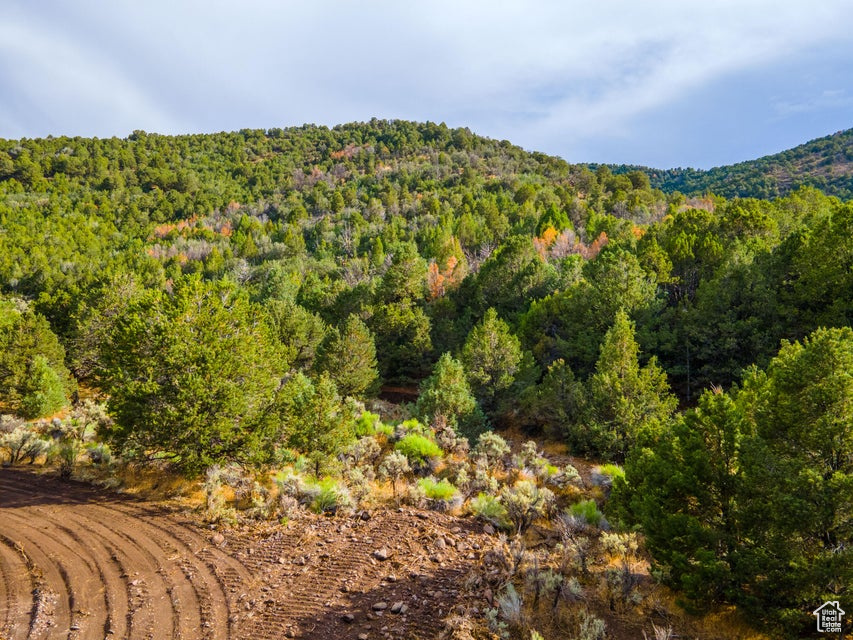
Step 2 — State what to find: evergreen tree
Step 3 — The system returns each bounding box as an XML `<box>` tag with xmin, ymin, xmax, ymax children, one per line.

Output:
<box><xmin>734</xmin><ymin>327</ymin><xmax>853</xmax><ymax>632</ymax></box>
<box><xmin>314</xmin><ymin>314</ymin><xmax>379</xmax><ymax>399</ymax></box>
<box><xmin>617</xmin><ymin>327</ymin><xmax>852</xmax><ymax>636</ymax></box>
<box><xmin>99</xmin><ymin>277</ymin><xmax>285</xmax><ymax>474</ymax></box>
<box><xmin>416</xmin><ymin>353</ymin><xmax>486</xmax><ymax>441</ymax></box>
<box><xmin>0</xmin><ymin>300</ymin><xmax>75</xmax><ymax>414</ymax></box>
<box><xmin>370</xmin><ymin>301</ymin><xmax>432</xmax><ymax>383</ymax></box>
<box><xmin>266</xmin><ymin>298</ymin><xmax>327</xmax><ymax>372</ymax></box>
<box><xmin>519</xmin><ymin>358</ymin><xmax>584</xmax><ymax>439</ymax></box>
<box><xmin>582</xmin><ymin>309</ymin><xmax>676</xmax><ymax>459</ymax></box>
<box><xmin>460</xmin><ymin>308</ymin><xmax>522</xmax><ymax>414</ymax></box>
<box><xmin>19</xmin><ymin>355</ymin><xmax>68</xmax><ymax>418</ymax></box>
<box><xmin>278</xmin><ymin>372</ymin><xmax>356</xmax><ymax>475</ymax></box>
<box><xmin>375</xmin><ymin>240</ymin><xmax>427</xmax><ymax>305</ymax></box>
<box><xmin>615</xmin><ymin>389</ymin><xmax>744</xmax><ymax>607</ymax></box>
<box><xmin>469</xmin><ymin>234</ymin><xmax>553</xmax><ymax>321</ymax></box>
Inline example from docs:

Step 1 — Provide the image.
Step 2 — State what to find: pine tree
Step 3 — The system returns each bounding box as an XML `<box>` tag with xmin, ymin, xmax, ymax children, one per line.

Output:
<box><xmin>0</xmin><ymin>300</ymin><xmax>74</xmax><ymax>414</ymax></box>
<box><xmin>20</xmin><ymin>355</ymin><xmax>68</xmax><ymax>418</ymax></box>
<box><xmin>314</xmin><ymin>314</ymin><xmax>379</xmax><ymax>398</ymax></box>
<box><xmin>99</xmin><ymin>277</ymin><xmax>285</xmax><ymax>474</ymax></box>
<box><xmin>582</xmin><ymin>309</ymin><xmax>676</xmax><ymax>459</ymax></box>
<box><xmin>461</xmin><ymin>308</ymin><xmax>522</xmax><ymax>414</ymax></box>
<box><xmin>416</xmin><ymin>353</ymin><xmax>486</xmax><ymax>441</ymax></box>
<box><xmin>279</xmin><ymin>372</ymin><xmax>355</xmax><ymax>475</ymax></box>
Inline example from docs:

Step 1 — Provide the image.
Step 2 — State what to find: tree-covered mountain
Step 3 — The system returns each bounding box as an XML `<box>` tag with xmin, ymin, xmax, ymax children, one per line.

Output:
<box><xmin>0</xmin><ymin>119</ymin><xmax>850</xmax><ymax>636</ymax></box>
<box><xmin>600</xmin><ymin>127</ymin><xmax>853</xmax><ymax>200</ymax></box>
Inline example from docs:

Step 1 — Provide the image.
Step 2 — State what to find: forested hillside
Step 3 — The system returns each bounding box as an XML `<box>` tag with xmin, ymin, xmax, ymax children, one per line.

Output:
<box><xmin>0</xmin><ymin>120</ymin><xmax>850</xmax><ymax>638</ymax></box>
<box><xmin>602</xmin><ymin>127</ymin><xmax>853</xmax><ymax>199</ymax></box>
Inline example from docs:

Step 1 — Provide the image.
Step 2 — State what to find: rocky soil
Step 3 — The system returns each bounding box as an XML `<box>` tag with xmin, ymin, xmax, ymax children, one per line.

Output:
<box><xmin>0</xmin><ymin>468</ymin><xmax>497</xmax><ymax>640</ymax></box>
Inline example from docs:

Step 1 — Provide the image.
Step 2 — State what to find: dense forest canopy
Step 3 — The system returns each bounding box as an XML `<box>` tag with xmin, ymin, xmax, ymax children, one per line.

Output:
<box><xmin>0</xmin><ymin>119</ymin><xmax>850</xmax><ymax>636</ymax></box>
<box><xmin>597</xmin><ymin>128</ymin><xmax>853</xmax><ymax>200</ymax></box>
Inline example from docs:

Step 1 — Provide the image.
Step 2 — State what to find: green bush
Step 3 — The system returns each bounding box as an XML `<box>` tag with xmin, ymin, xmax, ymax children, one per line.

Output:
<box><xmin>395</xmin><ymin>433</ymin><xmax>443</xmax><ymax>463</ymax></box>
<box><xmin>568</xmin><ymin>499</ymin><xmax>604</xmax><ymax>527</ymax></box>
<box><xmin>469</xmin><ymin>492</ymin><xmax>510</xmax><ymax>529</ymax></box>
<box><xmin>354</xmin><ymin>411</ymin><xmax>384</xmax><ymax>437</ymax></box>
<box><xmin>303</xmin><ymin>477</ymin><xmax>352</xmax><ymax>514</ymax></box>
<box><xmin>500</xmin><ymin>480</ymin><xmax>554</xmax><ymax>534</ymax></box>
<box><xmin>375</xmin><ymin>422</ymin><xmax>394</xmax><ymax>437</ymax></box>
<box><xmin>418</xmin><ymin>477</ymin><xmax>458</xmax><ymax>501</ymax></box>
<box><xmin>394</xmin><ymin>418</ymin><xmax>432</xmax><ymax>439</ymax></box>
<box><xmin>598</xmin><ymin>463</ymin><xmax>624</xmax><ymax>478</ymax></box>
<box><xmin>51</xmin><ymin>438</ymin><xmax>81</xmax><ymax>479</ymax></box>
<box><xmin>20</xmin><ymin>355</ymin><xmax>68</xmax><ymax>418</ymax></box>
<box><xmin>418</xmin><ymin>477</ymin><xmax>459</xmax><ymax>510</ymax></box>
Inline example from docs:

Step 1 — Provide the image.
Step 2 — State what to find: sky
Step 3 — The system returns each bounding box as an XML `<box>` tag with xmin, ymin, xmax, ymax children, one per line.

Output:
<box><xmin>1</xmin><ymin>1</ymin><xmax>852</xmax><ymax>169</ymax></box>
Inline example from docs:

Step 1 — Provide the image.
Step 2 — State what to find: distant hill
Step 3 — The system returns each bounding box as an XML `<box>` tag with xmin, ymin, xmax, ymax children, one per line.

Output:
<box><xmin>602</xmin><ymin>128</ymin><xmax>853</xmax><ymax>200</ymax></box>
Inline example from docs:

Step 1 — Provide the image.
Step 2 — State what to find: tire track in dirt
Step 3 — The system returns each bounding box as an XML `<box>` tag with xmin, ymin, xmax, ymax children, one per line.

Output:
<box><xmin>0</xmin><ymin>509</ymin><xmax>112</xmax><ymax>640</ymax></box>
<box><xmin>0</xmin><ymin>515</ymin><xmax>74</xmax><ymax>640</ymax></box>
<box><xmin>231</xmin><ymin>511</ymin><xmax>493</xmax><ymax>639</ymax></box>
<box><xmin>56</xmin><ymin>508</ymin><xmax>181</xmax><ymax>639</ymax></box>
<box><xmin>89</xmin><ymin>501</ymin><xmax>253</xmax><ymax>637</ymax></box>
<box><xmin>0</xmin><ymin>470</ymin><xmax>246</xmax><ymax>640</ymax></box>
<box><xmin>1</xmin><ymin>469</ymin><xmax>495</xmax><ymax>640</ymax></box>
<box><xmin>0</xmin><ymin>532</ymin><xmax>38</xmax><ymax>640</ymax></box>
<box><xmin>82</xmin><ymin>505</ymin><xmax>213</xmax><ymax>640</ymax></box>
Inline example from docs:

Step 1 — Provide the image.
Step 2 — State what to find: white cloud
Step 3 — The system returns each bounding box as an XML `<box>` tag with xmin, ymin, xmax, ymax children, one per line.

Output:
<box><xmin>773</xmin><ymin>89</ymin><xmax>853</xmax><ymax>117</ymax></box>
<box><xmin>0</xmin><ymin>8</ymin><xmax>187</xmax><ymax>137</ymax></box>
<box><xmin>1</xmin><ymin>0</ymin><xmax>851</xmax><ymax>165</ymax></box>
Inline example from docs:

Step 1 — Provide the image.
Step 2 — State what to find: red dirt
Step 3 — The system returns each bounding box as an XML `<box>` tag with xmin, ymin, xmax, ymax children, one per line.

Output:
<box><xmin>0</xmin><ymin>468</ymin><xmax>495</xmax><ymax>640</ymax></box>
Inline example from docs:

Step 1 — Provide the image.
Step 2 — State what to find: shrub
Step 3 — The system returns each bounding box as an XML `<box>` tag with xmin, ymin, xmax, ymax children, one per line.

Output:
<box><xmin>432</xmin><ymin>413</ymin><xmax>470</xmax><ymax>455</ymax></box>
<box><xmin>393</xmin><ymin>418</ymin><xmax>432</xmax><ymax>440</ymax></box>
<box><xmin>354</xmin><ymin>411</ymin><xmax>384</xmax><ymax>437</ymax></box>
<box><xmin>513</xmin><ymin>440</ymin><xmax>545</xmax><ymax>471</ymax></box>
<box><xmin>568</xmin><ymin>499</ymin><xmax>604</xmax><ymax>527</ymax></box>
<box><xmin>85</xmin><ymin>442</ymin><xmax>113</xmax><ymax>465</ymax></box>
<box><xmin>500</xmin><ymin>480</ymin><xmax>554</xmax><ymax>535</ymax></box>
<box><xmin>293</xmin><ymin>455</ymin><xmax>312</xmax><ymax>474</ymax></box>
<box><xmin>471</xmin><ymin>458</ymin><xmax>500</xmax><ymax>495</ymax></box>
<box><xmin>65</xmin><ymin>400</ymin><xmax>111</xmax><ymax>440</ymax></box>
<box><xmin>342</xmin><ymin>435</ymin><xmax>381</xmax><ymax>467</ymax></box>
<box><xmin>378</xmin><ymin>451</ymin><xmax>411</xmax><ymax>500</ymax></box>
<box><xmin>302</xmin><ymin>477</ymin><xmax>352</xmax><ymax>514</ymax></box>
<box><xmin>277</xmin><ymin>494</ymin><xmax>300</xmax><ymax>520</ymax></box>
<box><xmin>577</xmin><ymin>609</ymin><xmax>606</xmax><ymax>640</ymax></box>
<box><xmin>343</xmin><ymin>465</ymin><xmax>373</xmax><ymax>504</ymax></box>
<box><xmin>1</xmin><ymin>427</ymin><xmax>49</xmax><ymax>464</ymax></box>
<box><xmin>496</xmin><ymin>583</ymin><xmax>523</xmax><ymax>628</ymax></box>
<box><xmin>51</xmin><ymin>438</ymin><xmax>80</xmax><ymax>479</ymax></box>
<box><xmin>592</xmin><ymin>463</ymin><xmax>624</xmax><ymax>488</ymax></box>
<box><xmin>469</xmin><ymin>492</ymin><xmax>510</xmax><ymax>529</ymax></box>
<box><xmin>246</xmin><ymin>481</ymin><xmax>273</xmax><ymax>519</ymax></box>
<box><xmin>394</xmin><ymin>433</ymin><xmax>443</xmax><ymax>464</ymax></box>
<box><xmin>203</xmin><ymin>465</ymin><xmax>236</xmax><ymax>522</ymax></box>
<box><xmin>473</xmin><ymin>431</ymin><xmax>510</xmax><ymax>469</ymax></box>
<box><xmin>546</xmin><ymin>463</ymin><xmax>582</xmax><ymax>488</ymax></box>
<box><xmin>274</xmin><ymin>447</ymin><xmax>299</xmax><ymax>465</ymax></box>
<box><xmin>375</xmin><ymin>422</ymin><xmax>395</xmax><ymax>437</ymax></box>
<box><xmin>418</xmin><ymin>477</ymin><xmax>458</xmax><ymax>501</ymax></box>
<box><xmin>23</xmin><ymin>436</ymin><xmax>50</xmax><ymax>464</ymax></box>
<box><xmin>20</xmin><ymin>355</ymin><xmax>68</xmax><ymax>419</ymax></box>
<box><xmin>274</xmin><ymin>468</ymin><xmax>305</xmax><ymax>499</ymax></box>
<box><xmin>0</xmin><ymin>415</ymin><xmax>23</xmax><ymax>434</ymax></box>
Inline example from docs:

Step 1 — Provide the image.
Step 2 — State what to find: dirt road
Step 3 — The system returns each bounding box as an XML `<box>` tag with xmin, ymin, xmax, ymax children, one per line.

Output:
<box><xmin>0</xmin><ymin>469</ymin><xmax>491</xmax><ymax>640</ymax></box>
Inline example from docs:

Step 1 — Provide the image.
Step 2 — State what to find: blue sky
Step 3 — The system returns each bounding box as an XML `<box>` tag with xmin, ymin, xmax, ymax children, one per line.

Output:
<box><xmin>2</xmin><ymin>1</ymin><xmax>852</xmax><ymax>169</ymax></box>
